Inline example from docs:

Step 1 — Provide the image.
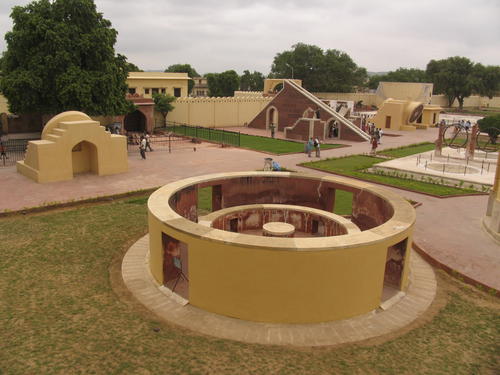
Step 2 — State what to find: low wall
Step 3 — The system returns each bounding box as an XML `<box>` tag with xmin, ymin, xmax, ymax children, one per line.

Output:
<box><xmin>148</xmin><ymin>172</ymin><xmax>415</xmax><ymax>323</ymax></box>
<box><xmin>166</xmin><ymin>96</ymin><xmax>271</xmax><ymax>128</ymax></box>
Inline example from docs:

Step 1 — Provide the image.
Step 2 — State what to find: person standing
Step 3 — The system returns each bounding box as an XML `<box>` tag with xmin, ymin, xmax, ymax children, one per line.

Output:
<box><xmin>139</xmin><ymin>136</ymin><xmax>147</xmax><ymax>159</ymax></box>
<box><xmin>314</xmin><ymin>137</ymin><xmax>321</xmax><ymax>157</ymax></box>
<box><xmin>307</xmin><ymin>137</ymin><xmax>314</xmax><ymax>157</ymax></box>
<box><xmin>378</xmin><ymin>128</ymin><xmax>383</xmax><ymax>144</ymax></box>
<box><xmin>370</xmin><ymin>135</ymin><xmax>378</xmax><ymax>154</ymax></box>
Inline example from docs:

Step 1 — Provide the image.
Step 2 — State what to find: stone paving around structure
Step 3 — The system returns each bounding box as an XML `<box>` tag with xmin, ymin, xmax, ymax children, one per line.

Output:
<box><xmin>122</xmin><ymin>235</ymin><xmax>437</xmax><ymax>347</ymax></box>
<box><xmin>0</xmin><ymin>126</ymin><xmax>498</xmax><ymax>295</ymax></box>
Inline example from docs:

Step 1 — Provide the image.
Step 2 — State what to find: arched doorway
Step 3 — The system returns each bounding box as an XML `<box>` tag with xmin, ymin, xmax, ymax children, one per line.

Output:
<box><xmin>124</xmin><ymin>110</ymin><xmax>146</xmax><ymax>132</ymax></box>
<box><xmin>266</xmin><ymin>106</ymin><xmax>278</xmax><ymax>130</ymax></box>
<box><xmin>327</xmin><ymin>119</ymin><xmax>339</xmax><ymax>138</ymax></box>
<box><xmin>72</xmin><ymin>141</ymin><xmax>98</xmax><ymax>175</ymax></box>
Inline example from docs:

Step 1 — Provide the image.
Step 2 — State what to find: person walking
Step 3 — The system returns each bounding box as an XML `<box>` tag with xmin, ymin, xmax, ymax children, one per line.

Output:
<box><xmin>145</xmin><ymin>132</ymin><xmax>153</xmax><ymax>151</ymax></box>
<box><xmin>139</xmin><ymin>136</ymin><xmax>147</xmax><ymax>159</ymax></box>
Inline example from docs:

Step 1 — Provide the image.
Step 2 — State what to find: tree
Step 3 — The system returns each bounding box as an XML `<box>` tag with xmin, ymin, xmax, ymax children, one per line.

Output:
<box><xmin>473</xmin><ymin>64</ymin><xmax>500</xmax><ymax>99</ymax></box>
<box><xmin>0</xmin><ymin>0</ymin><xmax>132</xmax><ymax>117</ymax></box>
<box><xmin>269</xmin><ymin>43</ymin><xmax>367</xmax><ymax>92</ymax></box>
<box><xmin>165</xmin><ymin>64</ymin><xmax>199</xmax><ymax>94</ymax></box>
<box><xmin>240</xmin><ymin>70</ymin><xmax>264</xmax><ymax>91</ymax></box>
<box><xmin>477</xmin><ymin>114</ymin><xmax>500</xmax><ymax>144</ymax></box>
<box><xmin>125</xmin><ymin>61</ymin><xmax>142</xmax><ymax>73</ymax></box>
<box><xmin>426</xmin><ymin>57</ymin><xmax>474</xmax><ymax>109</ymax></box>
<box><xmin>206</xmin><ymin>70</ymin><xmax>240</xmax><ymax>97</ymax></box>
<box><xmin>368</xmin><ymin>68</ymin><xmax>427</xmax><ymax>90</ymax></box>
<box><xmin>153</xmin><ymin>93</ymin><xmax>175</xmax><ymax>126</ymax></box>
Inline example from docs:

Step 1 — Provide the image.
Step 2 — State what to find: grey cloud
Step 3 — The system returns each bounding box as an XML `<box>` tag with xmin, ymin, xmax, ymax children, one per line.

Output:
<box><xmin>0</xmin><ymin>0</ymin><xmax>498</xmax><ymax>74</ymax></box>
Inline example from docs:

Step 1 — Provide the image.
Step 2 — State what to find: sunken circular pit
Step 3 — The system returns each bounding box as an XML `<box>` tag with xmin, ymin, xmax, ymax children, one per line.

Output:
<box><xmin>147</xmin><ymin>172</ymin><xmax>416</xmax><ymax>323</ymax></box>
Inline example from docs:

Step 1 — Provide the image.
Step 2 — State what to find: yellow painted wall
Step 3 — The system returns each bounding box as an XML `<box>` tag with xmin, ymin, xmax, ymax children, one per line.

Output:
<box><xmin>17</xmin><ymin>111</ymin><xmax>128</xmax><ymax>183</ymax></box>
<box><xmin>0</xmin><ymin>93</ymin><xmax>10</xmax><ymax>114</ymax></box>
<box><xmin>127</xmin><ymin>72</ymin><xmax>189</xmax><ymax>99</ymax></box>
<box><xmin>167</xmin><ymin>97</ymin><xmax>271</xmax><ymax>127</ymax></box>
<box><xmin>147</xmin><ymin>172</ymin><xmax>416</xmax><ymax>323</ymax></box>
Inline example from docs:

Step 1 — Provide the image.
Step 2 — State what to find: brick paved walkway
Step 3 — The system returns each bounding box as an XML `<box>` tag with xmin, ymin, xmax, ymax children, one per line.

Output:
<box><xmin>0</xmin><ymin>126</ymin><xmax>498</xmax><ymax>294</ymax></box>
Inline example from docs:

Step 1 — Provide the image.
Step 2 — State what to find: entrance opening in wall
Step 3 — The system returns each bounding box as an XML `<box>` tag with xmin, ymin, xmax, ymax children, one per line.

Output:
<box><xmin>124</xmin><ymin>110</ymin><xmax>146</xmax><ymax>132</ymax></box>
<box><xmin>229</xmin><ymin>218</ymin><xmax>239</xmax><ymax>232</ymax></box>
<box><xmin>162</xmin><ymin>233</ymin><xmax>189</xmax><ymax>299</ymax></box>
<box><xmin>72</xmin><ymin>141</ymin><xmax>98</xmax><ymax>176</ymax></box>
<box><xmin>382</xmin><ymin>239</ymin><xmax>408</xmax><ymax>301</ymax></box>
<box><xmin>385</xmin><ymin>116</ymin><xmax>391</xmax><ymax>129</ymax></box>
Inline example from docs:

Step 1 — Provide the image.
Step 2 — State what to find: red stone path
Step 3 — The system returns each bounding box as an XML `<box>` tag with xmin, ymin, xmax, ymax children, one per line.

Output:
<box><xmin>0</xmin><ymin>127</ymin><xmax>498</xmax><ymax>293</ymax></box>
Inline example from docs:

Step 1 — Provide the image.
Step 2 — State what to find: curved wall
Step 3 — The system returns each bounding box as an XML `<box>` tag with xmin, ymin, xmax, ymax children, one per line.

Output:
<box><xmin>148</xmin><ymin>172</ymin><xmax>415</xmax><ymax>323</ymax></box>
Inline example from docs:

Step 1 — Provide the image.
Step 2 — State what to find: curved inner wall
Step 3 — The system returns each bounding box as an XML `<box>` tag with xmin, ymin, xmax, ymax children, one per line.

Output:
<box><xmin>169</xmin><ymin>175</ymin><xmax>394</xmax><ymax>231</ymax></box>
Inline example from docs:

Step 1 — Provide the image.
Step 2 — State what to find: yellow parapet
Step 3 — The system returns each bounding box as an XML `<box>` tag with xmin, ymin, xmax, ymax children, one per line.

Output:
<box><xmin>147</xmin><ymin>172</ymin><xmax>416</xmax><ymax>323</ymax></box>
<box><xmin>17</xmin><ymin>111</ymin><xmax>128</xmax><ymax>183</ymax></box>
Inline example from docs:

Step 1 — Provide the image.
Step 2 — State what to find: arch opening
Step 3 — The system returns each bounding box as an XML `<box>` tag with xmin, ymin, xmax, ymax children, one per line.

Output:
<box><xmin>124</xmin><ymin>110</ymin><xmax>146</xmax><ymax>132</ymax></box>
<box><xmin>71</xmin><ymin>141</ymin><xmax>98</xmax><ymax>175</ymax></box>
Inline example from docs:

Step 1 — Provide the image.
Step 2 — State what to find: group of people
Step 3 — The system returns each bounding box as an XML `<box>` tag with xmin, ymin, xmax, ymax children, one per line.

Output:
<box><xmin>305</xmin><ymin>137</ymin><xmax>321</xmax><ymax>158</ymax></box>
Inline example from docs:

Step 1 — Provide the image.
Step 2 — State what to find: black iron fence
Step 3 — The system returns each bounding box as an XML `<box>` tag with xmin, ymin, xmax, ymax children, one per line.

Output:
<box><xmin>159</xmin><ymin>122</ymin><xmax>241</xmax><ymax>147</ymax></box>
<box><xmin>126</xmin><ymin>132</ymin><xmax>197</xmax><ymax>153</ymax></box>
<box><xmin>0</xmin><ymin>139</ymin><xmax>29</xmax><ymax>167</ymax></box>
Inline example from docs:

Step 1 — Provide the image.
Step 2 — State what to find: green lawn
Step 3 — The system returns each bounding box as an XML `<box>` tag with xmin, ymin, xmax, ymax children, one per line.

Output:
<box><xmin>167</xmin><ymin>125</ymin><xmax>343</xmax><ymax>154</ymax></box>
<box><xmin>0</xmin><ymin>200</ymin><xmax>498</xmax><ymax>374</ymax></box>
<box><xmin>239</xmin><ymin>134</ymin><xmax>342</xmax><ymax>154</ymax></box>
<box><xmin>379</xmin><ymin>142</ymin><xmax>435</xmax><ymax>158</ymax></box>
<box><xmin>302</xmin><ymin>155</ymin><xmax>481</xmax><ymax>196</ymax></box>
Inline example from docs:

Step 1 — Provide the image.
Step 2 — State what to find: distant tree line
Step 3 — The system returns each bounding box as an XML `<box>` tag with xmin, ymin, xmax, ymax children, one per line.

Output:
<box><xmin>0</xmin><ymin>0</ymin><xmax>498</xmax><ymax>119</ymax></box>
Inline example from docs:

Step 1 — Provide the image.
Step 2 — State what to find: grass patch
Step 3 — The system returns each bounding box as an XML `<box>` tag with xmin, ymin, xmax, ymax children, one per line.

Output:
<box><xmin>198</xmin><ymin>186</ymin><xmax>212</xmax><ymax>215</ymax></box>
<box><xmin>334</xmin><ymin>190</ymin><xmax>353</xmax><ymax>215</ymax></box>
<box><xmin>239</xmin><ymin>134</ymin><xmax>342</xmax><ymax>154</ymax></box>
<box><xmin>379</xmin><ymin>142</ymin><xmax>435</xmax><ymax>158</ymax></box>
<box><xmin>302</xmin><ymin>155</ymin><xmax>480</xmax><ymax>196</ymax></box>
<box><xmin>0</xmin><ymin>201</ymin><xmax>498</xmax><ymax>374</ymax></box>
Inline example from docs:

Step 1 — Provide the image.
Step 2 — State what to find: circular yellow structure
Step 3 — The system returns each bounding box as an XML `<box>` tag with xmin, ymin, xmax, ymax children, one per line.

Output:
<box><xmin>148</xmin><ymin>172</ymin><xmax>416</xmax><ymax>323</ymax></box>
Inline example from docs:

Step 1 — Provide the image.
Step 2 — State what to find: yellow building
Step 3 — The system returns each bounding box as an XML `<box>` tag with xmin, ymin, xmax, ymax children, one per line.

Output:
<box><xmin>371</xmin><ymin>99</ymin><xmax>442</xmax><ymax>131</ymax></box>
<box><xmin>17</xmin><ymin>111</ymin><xmax>128</xmax><ymax>183</ymax></box>
<box><xmin>191</xmin><ymin>77</ymin><xmax>209</xmax><ymax>97</ymax></box>
<box><xmin>126</xmin><ymin>72</ymin><xmax>190</xmax><ymax>99</ymax></box>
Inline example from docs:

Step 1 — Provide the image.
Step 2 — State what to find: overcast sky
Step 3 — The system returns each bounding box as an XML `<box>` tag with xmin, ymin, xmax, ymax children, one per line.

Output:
<box><xmin>0</xmin><ymin>0</ymin><xmax>499</xmax><ymax>75</ymax></box>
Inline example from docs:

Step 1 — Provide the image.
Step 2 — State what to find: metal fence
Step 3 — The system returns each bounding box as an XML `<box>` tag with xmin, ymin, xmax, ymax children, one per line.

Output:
<box><xmin>0</xmin><ymin>139</ymin><xmax>29</xmax><ymax>167</ymax></box>
<box><xmin>126</xmin><ymin>133</ymin><xmax>197</xmax><ymax>153</ymax></box>
<box><xmin>160</xmin><ymin>122</ymin><xmax>241</xmax><ymax>147</ymax></box>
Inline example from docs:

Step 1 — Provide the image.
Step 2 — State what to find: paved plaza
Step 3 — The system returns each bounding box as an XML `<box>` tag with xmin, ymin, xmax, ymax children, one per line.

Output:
<box><xmin>0</xmin><ymin>126</ymin><xmax>498</xmax><ymax>297</ymax></box>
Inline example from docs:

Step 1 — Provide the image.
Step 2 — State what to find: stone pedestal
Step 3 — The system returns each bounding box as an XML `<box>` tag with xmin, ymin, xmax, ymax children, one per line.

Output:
<box><xmin>263</xmin><ymin>222</ymin><xmax>295</xmax><ymax>238</ymax></box>
<box><xmin>466</xmin><ymin>124</ymin><xmax>479</xmax><ymax>160</ymax></box>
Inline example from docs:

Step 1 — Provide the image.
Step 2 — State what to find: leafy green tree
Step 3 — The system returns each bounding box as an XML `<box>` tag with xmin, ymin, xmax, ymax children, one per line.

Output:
<box><xmin>269</xmin><ymin>43</ymin><xmax>367</xmax><ymax>92</ymax></box>
<box><xmin>206</xmin><ymin>70</ymin><xmax>240</xmax><ymax>97</ymax></box>
<box><xmin>473</xmin><ymin>64</ymin><xmax>500</xmax><ymax>99</ymax></box>
<box><xmin>165</xmin><ymin>64</ymin><xmax>199</xmax><ymax>94</ymax></box>
<box><xmin>240</xmin><ymin>70</ymin><xmax>265</xmax><ymax>91</ymax></box>
<box><xmin>153</xmin><ymin>93</ymin><xmax>175</xmax><ymax>126</ymax></box>
<box><xmin>125</xmin><ymin>61</ymin><xmax>142</xmax><ymax>73</ymax></box>
<box><xmin>477</xmin><ymin>114</ymin><xmax>500</xmax><ymax>144</ymax></box>
<box><xmin>368</xmin><ymin>68</ymin><xmax>427</xmax><ymax>89</ymax></box>
<box><xmin>0</xmin><ymin>0</ymin><xmax>132</xmax><ymax>117</ymax></box>
<box><xmin>426</xmin><ymin>57</ymin><xmax>474</xmax><ymax>109</ymax></box>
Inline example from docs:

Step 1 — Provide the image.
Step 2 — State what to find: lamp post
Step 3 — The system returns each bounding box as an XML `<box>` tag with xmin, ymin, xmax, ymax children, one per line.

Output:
<box><xmin>285</xmin><ymin>63</ymin><xmax>294</xmax><ymax>79</ymax></box>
